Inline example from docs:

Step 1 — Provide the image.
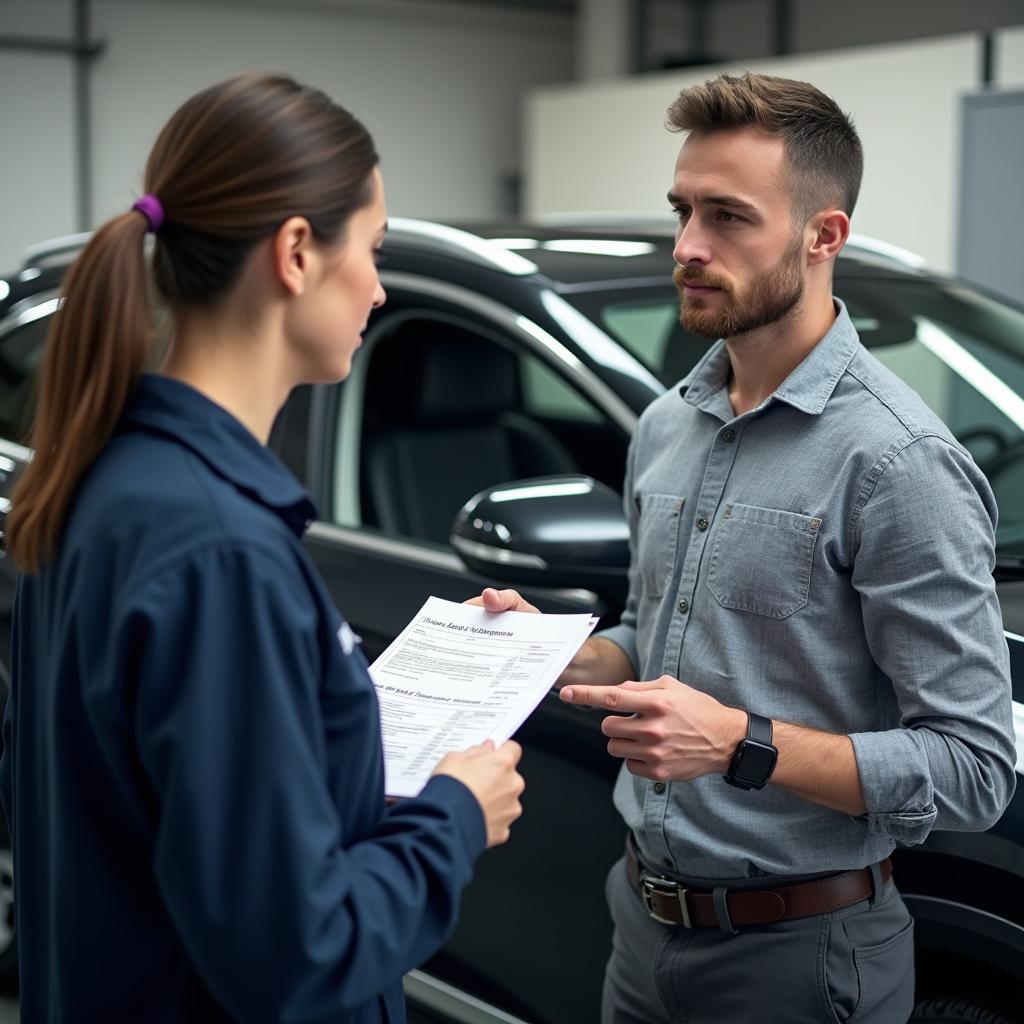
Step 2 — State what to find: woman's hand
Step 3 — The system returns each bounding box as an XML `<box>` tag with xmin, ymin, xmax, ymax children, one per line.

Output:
<box><xmin>464</xmin><ymin>587</ymin><xmax>540</xmax><ymax>615</ymax></box>
<box><xmin>432</xmin><ymin>741</ymin><xmax>525</xmax><ymax>847</ymax></box>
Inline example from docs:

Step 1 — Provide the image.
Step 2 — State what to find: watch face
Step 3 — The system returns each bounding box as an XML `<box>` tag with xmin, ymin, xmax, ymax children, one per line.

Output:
<box><xmin>733</xmin><ymin>740</ymin><xmax>777</xmax><ymax>785</ymax></box>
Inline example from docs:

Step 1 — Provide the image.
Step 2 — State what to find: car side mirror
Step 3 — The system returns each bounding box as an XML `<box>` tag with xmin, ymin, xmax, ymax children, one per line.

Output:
<box><xmin>450</xmin><ymin>475</ymin><xmax>629</xmax><ymax>601</ymax></box>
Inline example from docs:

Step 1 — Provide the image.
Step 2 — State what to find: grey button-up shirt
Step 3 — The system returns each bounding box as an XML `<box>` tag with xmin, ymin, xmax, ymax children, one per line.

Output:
<box><xmin>601</xmin><ymin>300</ymin><xmax>1017</xmax><ymax>880</ymax></box>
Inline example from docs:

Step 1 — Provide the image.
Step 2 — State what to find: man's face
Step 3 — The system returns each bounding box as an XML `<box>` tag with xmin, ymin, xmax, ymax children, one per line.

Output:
<box><xmin>669</xmin><ymin>127</ymin><xmax>807</xmax><ymax>339</ymax></box>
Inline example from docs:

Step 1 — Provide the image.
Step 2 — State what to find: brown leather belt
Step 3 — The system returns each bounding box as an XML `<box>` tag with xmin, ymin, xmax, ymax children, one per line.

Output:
<box><xmin>626</xmin><ymin>838</ymin><xmax>892</xmax><ymax>928</ymax></box>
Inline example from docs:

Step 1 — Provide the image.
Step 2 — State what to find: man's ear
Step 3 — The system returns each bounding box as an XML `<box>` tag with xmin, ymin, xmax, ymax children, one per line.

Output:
<box><xmin>807</xmin><ymin>209</ymin><xmax>850</xmax><ymax>267</ymax></box>
<box><xmin>273</xmin><ymin>216</ymin><xmax>316</xmax><ymax>297</ymax></box>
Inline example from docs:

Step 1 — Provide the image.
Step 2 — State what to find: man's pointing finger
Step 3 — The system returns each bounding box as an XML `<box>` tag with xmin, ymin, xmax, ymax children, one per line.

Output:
<box><xmin>618</xmin><ymin>679</ymin><xmax>669</xmax><ymax>692</ymax></box>
<box><xmin>560</xmin><ymin>684</ymin><xmax>650</xmax><ymax>713</ymax></box>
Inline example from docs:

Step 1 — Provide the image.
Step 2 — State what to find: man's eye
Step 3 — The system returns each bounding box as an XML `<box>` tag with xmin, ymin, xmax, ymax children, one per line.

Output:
<box><xmin>717</xmin><ymin>210</ymin><xmax>741</xmax><ymax>222</ymax></box>
<box><xmin>671</xmin><ymin>207</ymin><xmax>690</xmax><ymax>221</ymax></box>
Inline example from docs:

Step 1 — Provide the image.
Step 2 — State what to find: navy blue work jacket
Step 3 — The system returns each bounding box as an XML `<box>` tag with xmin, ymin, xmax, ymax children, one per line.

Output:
<box><xmin>0</xmin><ymin>374</ymin><xmax>486</xmax><ymax>1023</ymax></box>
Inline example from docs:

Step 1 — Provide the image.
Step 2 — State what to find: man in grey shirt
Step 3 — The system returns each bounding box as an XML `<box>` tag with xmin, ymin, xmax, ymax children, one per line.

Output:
<box><xmin>477</xmin><ymin>73</ymin><xmax>1016</xmax><ymax>1022</ymax></box>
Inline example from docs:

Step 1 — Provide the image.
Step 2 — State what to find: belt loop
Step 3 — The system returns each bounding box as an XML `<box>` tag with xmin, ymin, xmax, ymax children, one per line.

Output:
<box><xmin>712</xmin><ymin>886</ymin><xmax>738</xmax><ymax>935</ymax></box>
<box><xmin>868</xmin><ymin>861</ymin><xmax>884</xmax><ymax>907</ymax></box>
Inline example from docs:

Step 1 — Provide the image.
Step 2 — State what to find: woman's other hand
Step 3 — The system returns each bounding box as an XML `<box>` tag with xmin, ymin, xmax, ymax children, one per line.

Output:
<box><xmin>432</xmin><ymin>741</ymin><xmax>525</xmax><ymax>847</ymax></box>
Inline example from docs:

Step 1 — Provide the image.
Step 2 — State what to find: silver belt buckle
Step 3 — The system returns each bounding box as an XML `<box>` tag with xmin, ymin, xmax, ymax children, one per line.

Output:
<box><xmin>640</xmin><ymin>874</ymin><xmax>692</xmax><ymax>928</ymax></box>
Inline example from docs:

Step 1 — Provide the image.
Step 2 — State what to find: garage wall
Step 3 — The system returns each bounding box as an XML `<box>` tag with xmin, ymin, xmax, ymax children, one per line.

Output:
<box><xmin>997</xmin><ymin>24</ymin><xmax>1024</xmax><ymax>88</ymax></box>
<box><xmin>524</xmin><ymin>29</ymin><xmax>1024</xmax><ymax>273</ymax></box>
<box><xmin>643</xmin><ymin>0</ymin><xmax>1024</xmax><ymax>68</ymax></box>
<box><xmin>789</xmin><ymin>0</ymin><xmax>1024</xmax><ymax>55</ymax></box>
<box><xmin>0</xmin><ymin>0</ymin><xmax>574</xmax><ymax>270</ymax></box>
<box><xmin>90</xmin><ymin>0</ymin><xmax>573</xmax><ymax>227</ymax></box>
<box><xmin>0</xmin><ymin>0</ymin><xmax>77</xmax><ymax>270</ymax></box>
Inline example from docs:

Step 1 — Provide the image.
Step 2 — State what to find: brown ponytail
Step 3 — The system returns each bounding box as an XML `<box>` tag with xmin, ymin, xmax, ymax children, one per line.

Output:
<box><xmin>6</xmin><ymin>73</ymin><xmax>378</xmax><ymax>573</ymax></box>
<box><xmin>6</xmin><ymin>214</ymin><xmax>152</xmax><ymax>573</ymax></box>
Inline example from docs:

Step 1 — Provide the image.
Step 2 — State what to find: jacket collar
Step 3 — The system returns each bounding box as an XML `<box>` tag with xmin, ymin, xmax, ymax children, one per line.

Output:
<box><xmin>121</xmin><ymin>374</ymin><xmax>316</xmax><ymax>537</ymax></box>
<box><xmin>679</xmin><ymin>298</ymin><xmax>861</xmax><ymax>419</ymax></box>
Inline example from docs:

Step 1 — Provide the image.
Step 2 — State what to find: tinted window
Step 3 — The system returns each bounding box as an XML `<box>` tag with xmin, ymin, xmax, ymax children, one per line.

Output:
<box><xmin>840</xmin><ymin>279</ymin><xmax>1024</xmax><ymax>551</ymax></box>
<box><xmin>571</xmin><ymin>287</ymin><xmax>712</xmax><ymax>386</ymax></box>
<box><xmin>570</xmin><ymin>274</ymin><xmax>1024</xmax><ymax>552</ymax></box>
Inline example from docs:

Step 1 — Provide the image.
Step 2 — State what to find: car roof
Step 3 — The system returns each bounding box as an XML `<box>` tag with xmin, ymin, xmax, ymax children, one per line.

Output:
<box><xmin>445</xmin><ymin>219</ymin><xmax>934</xmax><ymax>286</ymax></box>
<box><xmin>1</xmin><ymin>218</ymin><xmax>934</xmax><ymax>319</ymax></box>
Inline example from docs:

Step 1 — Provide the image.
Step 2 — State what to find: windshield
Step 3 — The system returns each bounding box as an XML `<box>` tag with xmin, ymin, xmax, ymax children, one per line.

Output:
<box><xmin>568</xmin><ymin>275</ymin><xmax>1024</xmax><ymax>557</ymax></box>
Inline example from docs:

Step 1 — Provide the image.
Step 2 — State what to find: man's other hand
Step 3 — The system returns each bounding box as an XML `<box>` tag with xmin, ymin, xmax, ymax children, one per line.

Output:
<box><xmin>560</xmin><ymin>675</ymin><xmax>746</xmax><ymax>781</ymax></box>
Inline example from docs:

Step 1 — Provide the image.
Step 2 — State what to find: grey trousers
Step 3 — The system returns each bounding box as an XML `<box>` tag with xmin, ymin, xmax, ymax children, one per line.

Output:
<box><xmin>603</xmin><ymin>856</ymin><xmax>915</xmax><ymax>1024</ymax></box>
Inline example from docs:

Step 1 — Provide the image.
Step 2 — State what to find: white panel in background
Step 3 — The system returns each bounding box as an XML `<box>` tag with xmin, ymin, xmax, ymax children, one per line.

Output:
<box><xmin>525</xmin><ymin>34</ymin><xmax>980</xmax><ymax>273</ymax></box>
<box><xmin>90</xmin><ymin>0</ymin><xmax>573</xmax><ymax>227</ymax></box>
<box><xmin>0</xmin><ymin>53</ymin><xmax>77</xmax><ymax>270</ymax></box>
<box><xmin>996</xmin><ymin>25</ymin><xmax>1024</xmax><ymax>88</ymax></box>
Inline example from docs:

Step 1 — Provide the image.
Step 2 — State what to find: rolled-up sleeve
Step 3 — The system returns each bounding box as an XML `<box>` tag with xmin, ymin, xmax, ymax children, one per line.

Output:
<box><xmin>850</xmin><ymin>434</ymin><xmax>1016</xmax><ymax>844</ymax></box>
<box><xmin>595</xmin><ymin>433</ymin><xmax>641</xmax><ymax>673</ymax></box>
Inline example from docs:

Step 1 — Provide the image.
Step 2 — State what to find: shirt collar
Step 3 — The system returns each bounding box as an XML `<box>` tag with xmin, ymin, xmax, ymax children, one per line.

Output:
<box><xmin>121</xmin><ymin>374</ymin><xmax>317</xmax><ymax>537</ymax></box>
<box><xmin>679</xmin><ymin>298</ymin><xmax>861</xmax><ymax>418</ymax></box>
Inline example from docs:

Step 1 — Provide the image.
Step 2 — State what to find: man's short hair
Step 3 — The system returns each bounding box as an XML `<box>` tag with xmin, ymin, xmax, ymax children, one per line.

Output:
<box><xmin>666</xmin><ymin>72</ymin><xmax>863</xmax><ymax>222</ymax></box>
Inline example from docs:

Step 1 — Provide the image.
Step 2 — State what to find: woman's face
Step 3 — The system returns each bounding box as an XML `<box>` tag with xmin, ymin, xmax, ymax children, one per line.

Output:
<box><xmin>287</xmin><ymin>167</ymin><xmax>387</xmax><ymax>383</ymax></box>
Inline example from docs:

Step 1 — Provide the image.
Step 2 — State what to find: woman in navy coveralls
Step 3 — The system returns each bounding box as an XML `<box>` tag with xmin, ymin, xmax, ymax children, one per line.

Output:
<box><xmin>0</xmin><ymin>73</ymin><xmax>524</xmax><ymax>1023</ymax></box>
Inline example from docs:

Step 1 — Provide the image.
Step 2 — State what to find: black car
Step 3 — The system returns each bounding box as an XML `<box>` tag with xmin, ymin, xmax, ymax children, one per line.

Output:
<box><xmin>1</xmin><ymin>221</ymin><xmax>1023</xmax><ymax>1023</ymax></box>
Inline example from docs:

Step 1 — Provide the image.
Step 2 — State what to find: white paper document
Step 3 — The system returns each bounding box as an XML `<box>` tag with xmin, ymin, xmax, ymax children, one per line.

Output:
<box><xmin>369</xmin><ymin>596</ymin><xmax>597</xmax><ymax>798</ymax></box>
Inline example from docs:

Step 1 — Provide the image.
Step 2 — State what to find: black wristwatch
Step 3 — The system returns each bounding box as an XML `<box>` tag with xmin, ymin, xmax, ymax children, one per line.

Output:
<box><xmin>723</xmin><ymin>712</ymin><xmax>778</xmax><ymax>791</ymax></box>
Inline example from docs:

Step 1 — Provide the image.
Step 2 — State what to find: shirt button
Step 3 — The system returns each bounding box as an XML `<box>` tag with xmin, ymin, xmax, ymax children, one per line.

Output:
<box><xmin>653</xmin><ymin>782</ymin><xmax>667</xmax><ymax>794</ymax></box>
<box><xmin>677</xmin><ymin>599</ymin><xmax>689</xmax><ymax>614</ymax></box>
<box><xmin>721</xmin><ymin>428</ymin><xmax>736</xmax><ymax>442</ymax></box>
<box><xmin>696</xmin><ymin>517</ymin><xmax>709</xmax><ymax>531</ymax></box>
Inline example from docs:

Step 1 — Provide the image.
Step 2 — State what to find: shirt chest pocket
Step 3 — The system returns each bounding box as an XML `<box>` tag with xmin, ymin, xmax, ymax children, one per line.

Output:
<box><xmin>706</xmin><ymin>503</ymin><xmax>822</xmax><ymax>619</ymax></box>
<box><xmin>636</xmin><ymin>493</ymin><xmax>684</xmax><ymax>598</ymax></box>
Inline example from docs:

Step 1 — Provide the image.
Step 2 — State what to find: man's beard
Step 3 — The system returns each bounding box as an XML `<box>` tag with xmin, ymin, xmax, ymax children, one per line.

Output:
<box><xmin>674</xmin><ymin>236</ymin><xmax>805</xmax><ymax>340</ymax></box>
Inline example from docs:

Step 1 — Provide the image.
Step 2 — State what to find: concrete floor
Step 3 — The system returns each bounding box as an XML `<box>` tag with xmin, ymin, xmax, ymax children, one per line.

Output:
<box><xmin>0</xmin><ymin>996</ymin><xmax>482</xmax><ymax>1022</ymax></box>
<box><xmin>0</xmin><ymin>996</ymin><xmax>452</xmax><ymax>1022</ymax></box>
<box><xmin>0</xmin><ymin>997</ymin><xmax>449</xmax><ymax>1021</ymax></box>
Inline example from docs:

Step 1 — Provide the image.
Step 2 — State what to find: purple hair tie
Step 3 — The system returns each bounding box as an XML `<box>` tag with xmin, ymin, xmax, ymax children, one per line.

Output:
<box><xmin>131</xmin><ymin>193</ymin><xmax>165</xmax><ymax>233</ymax></box>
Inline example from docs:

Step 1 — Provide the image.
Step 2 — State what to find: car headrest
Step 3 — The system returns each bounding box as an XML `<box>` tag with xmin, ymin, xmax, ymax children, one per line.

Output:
<box><xmin>365</xmin><ymin>319</ymin><xmax>521</xmax><ymax>426</ymax></box>
<box><xmin>416</xmin><ymin>334</ymin><xmax>520</xmax><ymax>421</ymax></box>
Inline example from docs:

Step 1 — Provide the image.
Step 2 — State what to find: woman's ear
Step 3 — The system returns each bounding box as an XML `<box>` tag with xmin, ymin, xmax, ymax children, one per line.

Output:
<box><xmin>807</xmin><ymin>208</ymin><xmax>850</xmax><ymax>267</ymax></box>
<box><xmin>273</xmin><ymin>216</ymin><xmax>316</xmax><ymax>297</ymax></box>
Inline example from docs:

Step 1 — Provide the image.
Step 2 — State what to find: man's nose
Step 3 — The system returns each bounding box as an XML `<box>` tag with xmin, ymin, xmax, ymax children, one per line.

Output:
<box><xmin>672</xmin><ymin>217</ymin><xmax>712</xmax><ymax>266</ymax></box>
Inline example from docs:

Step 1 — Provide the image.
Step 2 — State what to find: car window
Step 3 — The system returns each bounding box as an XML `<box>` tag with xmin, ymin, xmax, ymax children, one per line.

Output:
<box><xmin>839</xmin><ymin>279</ymin><xmax>1024</xmax><ymax>551</ymax></box>
<box><xmin>571</xmin><ymin>288</ymin><xmax>713</xmax><ymax>386</ymax></box>
<box><xmin>520</xmin><ymin>357</ymin><xmax>603</xmax><ymax>423</ymax></box>
<box><xmin>0</xmin><ymin>305</ymin><xmax>51</xmax><ymax>445</ymax></box>
<box><xmin>575</xmin><ymin>276</ymin><xmax>1024</xmax><ymax>553</ymax></box>
<box><xmin>330</xmin><ymin>304</ymin><xmax>629</xmax><ymax>548</ymax></box>
<box><xmin>601</xmin><ymin>299</ymin><xmax>680</xmax><ymax>378</ymax></box>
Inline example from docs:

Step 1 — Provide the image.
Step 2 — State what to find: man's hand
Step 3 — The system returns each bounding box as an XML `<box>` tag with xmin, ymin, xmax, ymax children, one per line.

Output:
<box><xmin>464</xmin><ymin>587</ymin><xmax>540</xmax><ymax>614</ymax></box>
<box><xmin>560</xmin><ymin>675</ymin><xmax>746</xmax><ymax>781</ymax></box>
<box><xmin>562</xmin><ymin>677</ymin><xmax>868</xmax><ymax>813</ymax></box>
<box><xmin>464</xmin><ymin>588</ymin><xmax>634</xmax><ymax>687</ymax></box>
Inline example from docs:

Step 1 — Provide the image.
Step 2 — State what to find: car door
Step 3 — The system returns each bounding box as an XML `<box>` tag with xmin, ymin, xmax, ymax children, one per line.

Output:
<box><xmin>286</xmin><ymin>277</ymin><xmax>636</xmax><ymax>1024</ymax></box>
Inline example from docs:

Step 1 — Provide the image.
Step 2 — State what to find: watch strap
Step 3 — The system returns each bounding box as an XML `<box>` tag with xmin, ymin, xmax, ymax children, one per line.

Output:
<box><xmin>722</xmin><ymin>711</ymin><xmax>777</xmax><ymax>791</ymax></box>
<box><xmin>747</xmin><ymin>712</ymin><xmax>773</xmax><ymax>746</ymax></box>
